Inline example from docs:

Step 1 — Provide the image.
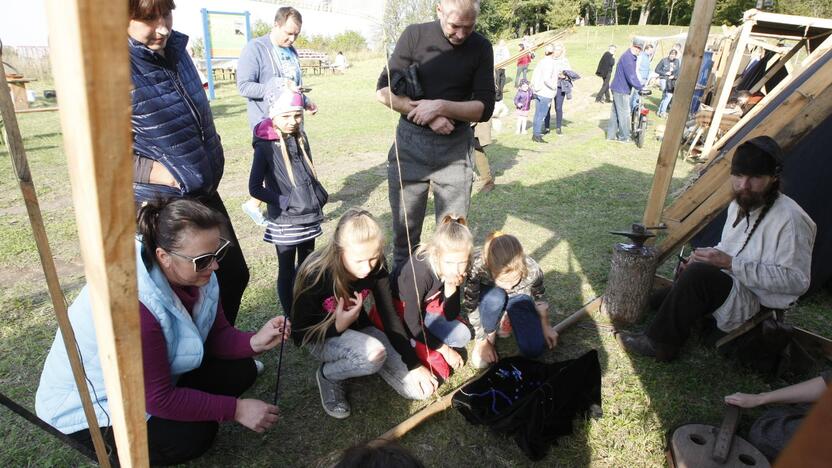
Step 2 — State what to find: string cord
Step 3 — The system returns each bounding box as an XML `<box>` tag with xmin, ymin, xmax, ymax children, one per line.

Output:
<box><xmin>383</xmin><ymin>36</ymin><xmax>436</xmax><ymax>383</ymax></box>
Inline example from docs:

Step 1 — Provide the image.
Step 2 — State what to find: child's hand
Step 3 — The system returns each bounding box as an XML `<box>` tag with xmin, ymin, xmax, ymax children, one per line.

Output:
<box><xmin>473</xmin><ymin>339</ymin><xmax>498</xmax><ymax>365</ymax></box>
<box><xmin>724</xmin><ymin>392</ymin><xmax>765</xmax><ymax>408</ymax></box>
<box><xmin>543</xmin><ymin>326</ymin><xmax>559</xmax><ymax>349</ymax></box>
<box><xmin>534</xmin><ymin>301</ymin><xmax>549</xmax><ymax>315</ymax></box>
<box><xmin>438</xmin><ymin>344</ymin><xmax>464</xmax><ymax>370</ymax></box>
<box><xmin>334</xmin><ymin>292</ymin><xmax>363</xmax><ymax>332</ymax></box>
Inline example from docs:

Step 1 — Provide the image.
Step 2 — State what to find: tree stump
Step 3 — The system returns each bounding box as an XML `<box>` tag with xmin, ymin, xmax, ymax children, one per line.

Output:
<box><xmin>603</xmin><ymin>243</ymin><xmax>659</xmax><ymax>325</ymax></box>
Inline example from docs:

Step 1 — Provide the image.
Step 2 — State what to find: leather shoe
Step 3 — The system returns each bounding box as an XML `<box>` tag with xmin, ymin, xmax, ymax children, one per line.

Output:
<box><xmin>532</xmin><ymin>135</ymin><xmax>547</xmax><ymax>143</ymax></box>
<box><xmin>616</xmin><ymin>331</ymin><xmax>676</xmax><ymax>361</ymax></box>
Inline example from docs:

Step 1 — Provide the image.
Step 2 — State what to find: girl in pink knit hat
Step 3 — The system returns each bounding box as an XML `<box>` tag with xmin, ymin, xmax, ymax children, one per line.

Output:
<box><xmin>247</xmin><ymin>85</ymin><xmax>328</xmax><ymax>315</ymax></box>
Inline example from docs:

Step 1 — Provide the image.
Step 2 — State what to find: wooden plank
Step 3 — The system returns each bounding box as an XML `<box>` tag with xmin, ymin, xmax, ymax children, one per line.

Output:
<box><xmin>494</xmin><ymin>29</ymin><xmax>570</xmax><ymax>70</ymax></box>
<box><xmin>14</xmin><ymin>106</ymin><xmax>60</xmax><ymax>114</ymax></box>
<box><xmin>641</xmin><ymin>0</ymin><xmax>718</xmax><ymax>228</ymax></box>
<box><xmin>749</xmin><ymin>39</ymin><xmax>806</xmax><ymax>94</ymax></box>
<box><xmin>662</xmin><ymin>48</ymin><xmax>832</xmax><ymax>225</ymax></box>
<box><xmin>45</xmin><ymin>1</ymin><xmax>148</xmax><ymax>466</ymax></box>
<box><xmin>746</xmin><ymin>38</ymin><xmax>790</xmax><ymax>54</ymax></box>
<box><xmin>701</xmin><ymin>21</ymin><xmax>753</xmax><ymax>157</ymax></box>
<box><xmin>0</xmin><ymin>50</ymin><xmax>112</xmax><ymax>468</ymax></box>
<box><xmin>744</xmin><ymin>9</ymin><xmax>832</xmax><ymax>31</ymax></box>
<box><xmin>792</xmin><ymin>327</ymin><xmax>832</xmax><ymax>361</ymax></box>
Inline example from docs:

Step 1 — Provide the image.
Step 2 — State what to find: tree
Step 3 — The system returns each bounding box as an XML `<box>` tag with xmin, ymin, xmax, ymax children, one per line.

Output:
<box><xmin>379</xmin><ymin>0</ymin><xmax>435</xmax><ymax>49</ymax></box>
<box><xmin>252</xmin><ymin>19</ymin><xmax>271</xmax><ymax>38</ymax></box>
<box><xmin>546</xmin><ymin>0</ymin><xmax>582</xmax><ymax>30</ymax></box>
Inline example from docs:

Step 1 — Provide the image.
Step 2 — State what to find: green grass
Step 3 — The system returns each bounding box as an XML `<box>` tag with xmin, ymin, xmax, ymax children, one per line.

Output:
<box><xmin>0</xmin><ymin>25</ymin><xmax>829</xmax><ymax>467</ymax></box>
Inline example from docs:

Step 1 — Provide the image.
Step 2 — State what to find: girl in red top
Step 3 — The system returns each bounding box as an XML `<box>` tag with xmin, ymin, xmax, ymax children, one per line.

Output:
<box><xmin>515</xmin><ymin>43</ymin><xmax>534</xmax><ymax>87</ymax></box>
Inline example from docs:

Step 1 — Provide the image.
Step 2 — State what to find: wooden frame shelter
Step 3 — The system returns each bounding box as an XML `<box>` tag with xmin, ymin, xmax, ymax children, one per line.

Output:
<box><xmin>694</xmin><ymin>10</ymin><xmax>832</xmax><ymax>158</ymax></box>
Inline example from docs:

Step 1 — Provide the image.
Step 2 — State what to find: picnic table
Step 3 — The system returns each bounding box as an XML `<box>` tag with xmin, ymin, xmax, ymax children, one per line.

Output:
<box><xmin>5</xmin><ymin>75</ymin><xmax>33</xmax><ymax>110</ymax></box>
<box><xmin>297</xmin><ymin>50</ymin><xmax>330</xmax><ymax>76</ymax></box>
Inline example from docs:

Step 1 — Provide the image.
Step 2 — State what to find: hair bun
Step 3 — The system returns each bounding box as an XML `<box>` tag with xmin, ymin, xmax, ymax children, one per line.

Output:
<box><xmin>441</xmin><ymin>214</ymin><xmax>466</xmax><ymax>226</ymax></box>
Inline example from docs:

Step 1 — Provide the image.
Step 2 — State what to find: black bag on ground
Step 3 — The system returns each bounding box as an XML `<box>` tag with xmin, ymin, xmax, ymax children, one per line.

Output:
<box><xmin>452</xmin><ymin>350</ymin><xmax>602</xmax><ymax>461</ymax></box>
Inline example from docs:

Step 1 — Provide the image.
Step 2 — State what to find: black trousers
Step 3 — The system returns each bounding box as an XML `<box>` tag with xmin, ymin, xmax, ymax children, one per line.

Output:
<box><xmin>201</xmin><ymin>192</ymin><xmax>250</xmax><ymax>326</ymax></box>
<box><xmin>69</xmin><ymin>358</ymin><xmax>257</xmax><ymax>466</ymax></box>
<box><xmin>275</xmin><ymin>240</ymin><xmax>315</xmax><ymax>314</ymax></box>
<box><xmin>596</xmin><ymin>74</ymin><xmax>612</xmax><ymax>102</ymax></box>
<box><xmin>646</xmin><ymin>262</ymin><xmax>733</xmax><ymax>351</ymax></box>
<box><xmin>495</xmin><ymin>68</ymin><xmax>507</xmax><ymax>101</ymax></box>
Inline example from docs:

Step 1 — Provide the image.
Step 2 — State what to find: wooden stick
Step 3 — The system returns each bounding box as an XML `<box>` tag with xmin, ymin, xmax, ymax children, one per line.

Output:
<box><xmin>641</xmin><ymin>0</ymin><xmax>718</xmax><ymax>228</ymax></box>
<box><xmin>368</xmin><ymin>296</ymin><xmax>602</xmax><ymax>445</ymax></box>
<box><xmin>14</xmin><ymin>107</ymin><xmax>60</xmax><ymax>114</ymax></box>
<box><xmin>749</xmin><ymin>39</ymin><xmax>806</xmax><ymax>94</ymax></box>
<box><xmin>0</xmin><ymin>48</ymin><xmax>112</xmax><ymax>468</ymax></box>
<box><xmin>45</xmin><ymin>0</ymin><xmax>149</xmax><ymax>465</ymax></box>
<box><xmin>494</xmin><ymin>29</ymin><xmax>571</xmax><ymax>70</ymax></box>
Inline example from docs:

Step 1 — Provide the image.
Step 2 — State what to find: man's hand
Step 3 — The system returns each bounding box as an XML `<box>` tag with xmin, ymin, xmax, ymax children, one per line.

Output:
<box><xmin>428</xmin><ymin>116</ymin><xmax>455</xmax><ymax>135</ymax></box>
<box><xmin>407</xmin><ymin>99</ymin><xmax>445</xmax><ymax>126</ymax></box>
<box><xmin>690</xmin><ymin>247</ymin><xmax>733</xmax><ymax>270</ymax></box>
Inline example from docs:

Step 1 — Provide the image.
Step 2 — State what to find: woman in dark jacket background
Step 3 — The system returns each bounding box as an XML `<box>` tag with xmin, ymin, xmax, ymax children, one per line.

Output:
<box><xmin>128</xmin><ymin>0</ymin><xmax>249</xmax><ymax>325</ymax></box>
<box><xmin>594</xmin><ymin>45</ymin><xmax>616</xmax><ymax>103</ymax></box>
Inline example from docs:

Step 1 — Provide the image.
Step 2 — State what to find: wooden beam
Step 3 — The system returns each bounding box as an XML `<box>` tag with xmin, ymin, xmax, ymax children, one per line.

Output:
<box><xmin>14</xmin><ymin>107</ymin><xmax>60</xmax><ymax>114</ymax></box>
<box><xmin>792</xmin><ymin>327</ymin><xmax>832</xmax><ymax>361</ymax></box>
<box><xmin>701</xmin><ymin>21</ymin><xmax>753</xmax><ymax>157</ymax></box>
<box><xmin>744</xmin><ymin>9</ymin><xmax>832</xmax><ymax>31</ymax></box>
<box><xmin>494</xmin><ymin>29</ymin><xmax>570</xmax><ymax>70</ymax></box>
<box><xmin>0</xmin><ymin>51</ymin><xmax>112</xmax><ymax>468</ymax></box>
<box><xmin>642</xmin><ymin>0</ymin><xmax>719</xmax><ymax>228</ymax></box>
<box><xmin>749</xmin><ymin>39</ymin><xmax>806</xmax><ymax>94</ymax></box>
<box><xmin>662</xmin><ymin>42</ymin><xmax>832</xmax><ymax>225</ymax></box>
<box><xmin>45</xmin><ymin>1</ymin><xmax>148</xmax><ymax>466</ymax></box>
<box><xmin>746</xmin><ymin>38</ymin><xmax>789</xmax><ymax>54</ymax></box>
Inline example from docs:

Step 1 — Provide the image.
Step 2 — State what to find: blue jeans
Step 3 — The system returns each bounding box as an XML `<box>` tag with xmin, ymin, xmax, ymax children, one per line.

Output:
<box><xmin>425</xmin><ymin>313</ymin><xmax>472</xmax><ymax>348</ymax></box>
<box><xmin>532</xmin><ymin>95</ymin><xmax>552</xmax><ymax>137</ymax></box>
<box><xmin>554</xmin><ymin>90</ymin><xmax>565</xmax><ymax>129</ymax></box>
<box><xmin>478</xmin><ymin>287</ymin><xmax>546</xmax><ymax>358</ymax></box>
<box><xmin>659</xmin><ymin>91</ymin><xmax>673</xmax><ymax>115</ymax></box>
<box><xmin>607</xmin><ymin>91</ymin><xmax>631</xmax><ymax>141</ymax></box>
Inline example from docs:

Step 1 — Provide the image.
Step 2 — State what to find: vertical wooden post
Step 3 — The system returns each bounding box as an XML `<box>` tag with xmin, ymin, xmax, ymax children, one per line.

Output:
<box><xmin>642</xmin><ymin>0</ymin><xmax>718</xmax><ymax>227</ymax></box>
<box><xmin>700</xmin><ymin>21</ymin><xmax>753</xmax><ymax>157</ymax></box>
<box><xmin>0</xmin><ymin>50</ymin><xmax>111</xmax><ymax>468</ymax></box>
<box><xmin>45</xmin><ymin>0</ymin><xmax>149</xmax><ymax>466</ymax></box>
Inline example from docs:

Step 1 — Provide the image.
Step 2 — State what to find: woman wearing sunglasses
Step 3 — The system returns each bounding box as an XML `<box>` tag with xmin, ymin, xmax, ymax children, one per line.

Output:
<box><xmin>36</xmin><ymin>199</ymin><xmax>290</xmax><ymax>465</ymax></box>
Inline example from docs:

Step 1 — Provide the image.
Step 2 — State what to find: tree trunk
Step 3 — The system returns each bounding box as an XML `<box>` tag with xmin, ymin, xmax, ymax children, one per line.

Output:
<box><xmin>638</xmin><ymin>1</ymin><xmax>652</xmax><ymax>25</ymax></box>
<box><xmin>627</xmin><ymin>8</ymin><xmax>633</xmax><ymax>25</ymax></box>
<box><xmin>668</xmin><ymin>0</ymin><xmax>676</xmax><ymax>25</ymax></box>
<box><xmin>602</xmin><ymin>243</ymin><xmax>659</xmax><ymax>325</ymax></box>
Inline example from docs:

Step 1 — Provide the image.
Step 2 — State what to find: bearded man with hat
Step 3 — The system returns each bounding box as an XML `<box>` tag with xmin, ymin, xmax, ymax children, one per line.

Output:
<box><xmin>617</xmin><ymin>136</ymin><xmax>816</xmax><ymax>361</ymax></box>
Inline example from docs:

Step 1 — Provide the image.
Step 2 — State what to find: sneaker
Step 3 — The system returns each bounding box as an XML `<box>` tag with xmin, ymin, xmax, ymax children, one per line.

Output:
<box><xmin>241</xmin><ymin>202</ymin><xmax>267</xmax><ymax>226</ymax></box>
<box><xmin>532</xmin><ymin>135</ymin><xmax>547</xmax><ymax>143</ymax></box>
<box><xmin>497</xmin><ymin>315</ymin><xmax>513</xmax><ymax>338</ymax></box>
<box><xmin>254</xmin><ymin>359</ymin><xmax>265</xmax><ymax>376</ymax></box>
<box><xmin>556</xmin><ymin>128</ymin><xmax>562</xmax><ymax>135</ymax></box>
<box><xmin>316</xmin><ymin>365</ymin><xmax>350</xmax><ymax>419</ymax></box>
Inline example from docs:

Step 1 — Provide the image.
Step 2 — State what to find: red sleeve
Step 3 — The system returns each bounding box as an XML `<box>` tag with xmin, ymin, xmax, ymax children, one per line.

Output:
<box><xmin>140</xmin><ymin>303</ymin><xmax>237</xmax><ymax>422</ymax></box>
<box><xmin>204</xmin><ymin>303</ymin><xmax>256</xmax><ymax>359</ymax></box>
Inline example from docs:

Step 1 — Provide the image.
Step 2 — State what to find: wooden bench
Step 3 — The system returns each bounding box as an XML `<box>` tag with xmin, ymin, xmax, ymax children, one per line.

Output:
<box><xmin>297</xmin><ymin>50</ymin><xmax>329</xmax><ymax>76</ymax></box>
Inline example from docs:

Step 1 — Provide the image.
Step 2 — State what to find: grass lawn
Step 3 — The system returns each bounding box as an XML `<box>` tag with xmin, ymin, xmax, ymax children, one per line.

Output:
<box><xmin>1</xmin><ymin>25</ymin><xmax>829</xmax><ymax>467</ymax></box>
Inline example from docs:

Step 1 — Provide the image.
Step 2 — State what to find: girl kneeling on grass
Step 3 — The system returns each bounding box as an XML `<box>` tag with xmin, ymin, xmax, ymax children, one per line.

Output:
<box><xmin>248</xmin><ymin>86</ymin><xmax>327</xmax><ymax>315</ymax></box>
<box><xmin>36</xmin><ymin>199</ymin><xmax>290</xmax><ymax>466</ymax></box>
<box><xmin>464</xmin><ymin>232</ymin><xmax>559</xmax><ymax>368</ymax></box>
<box><xmin>291</xmin><ymin>208</ymin><xmax>438</xmax><ymax>419</ymax></box>
<box><xmin>393</xmin><ymin>215</ymin><xmax>473</xmax><ymax>378</ymax></box>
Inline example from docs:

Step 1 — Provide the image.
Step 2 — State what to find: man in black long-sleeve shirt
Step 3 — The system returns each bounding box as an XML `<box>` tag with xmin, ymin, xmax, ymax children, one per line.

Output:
<box><xmin>376</xmin><ymin>0</ymin><xmax>494</xmax><ymax>276</ymax></box>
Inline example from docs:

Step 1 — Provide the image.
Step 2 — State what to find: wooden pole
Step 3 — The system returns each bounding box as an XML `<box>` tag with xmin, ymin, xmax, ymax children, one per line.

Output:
<box><xmin>700</xmin><ymin>21</ymin><xmax>753</xmax><ymax>157</ymax></box>
<box><xmin>641</xmin><ymin>0</ymin><xmax>719</xmax><ymax>227</ymax></box>
<box><xmin>748</xmin><ymin>39</ymin><xmax>806</xmax><ymax>94</ymax></box>
<box><xmin>494</xmin><ymin>28</ymin><xmax>571</xmax><ymax>70</ymax></box>
<box><xmin>0</xmin><ymin>49</ymin><xmax>112</xmax><ymax>468</ymax></box>
<box><xmin>45</xmin><ymin>0</ymin><xmax>149</xmax><ymax>466</ymax></box>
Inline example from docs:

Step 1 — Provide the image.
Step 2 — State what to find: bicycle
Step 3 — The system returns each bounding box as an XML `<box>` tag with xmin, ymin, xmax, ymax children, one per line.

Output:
<box><xmin>631</xmin><ymin>88</ymin><xmax>652</xmax><ymax>148</ymax></box>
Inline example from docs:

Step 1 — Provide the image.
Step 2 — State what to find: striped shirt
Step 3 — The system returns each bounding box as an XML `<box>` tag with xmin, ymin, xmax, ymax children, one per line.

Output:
<box><xmin>263</xmin><ymin>221</ymin><xmax>322</xmax><ymax>246</ymax></box>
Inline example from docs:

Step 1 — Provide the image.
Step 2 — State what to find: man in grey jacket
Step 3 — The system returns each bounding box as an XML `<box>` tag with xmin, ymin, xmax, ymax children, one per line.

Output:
<box><xmin>237</xmin><ymin>6</ymin><xmax>316</xmax><ymax>131</ymax></box>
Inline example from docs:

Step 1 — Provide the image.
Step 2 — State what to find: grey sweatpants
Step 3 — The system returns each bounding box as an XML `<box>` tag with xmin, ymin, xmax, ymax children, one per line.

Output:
<box><xmin>308</xmin><ymin>327</ymin><xmax>430</xmax><ymax>400</ymax></box>
<box><xmin>388</xmin><ymin>119</ymin><xmax>474</xmax><ymax>275</ymax></box>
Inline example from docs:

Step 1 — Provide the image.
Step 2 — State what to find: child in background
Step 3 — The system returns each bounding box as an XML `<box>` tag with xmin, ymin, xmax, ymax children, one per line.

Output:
<box><xmin>291</xmin><ymin>209</ymin><xmax>438</xmax><ymax>419</ymax></box>
<box><xmin>463</xmin><ymin>232</ymin><xmax>559</xmax><ymax>368</ymax></box>
<box><xmin>514</xmin><ymin>79</ymin><xmax>533</xmax><ymax>134</ymax></box>
<box><xmin>393</xmin><ymin>215</ymin><xmax>473</xmax><ymax>378</ymax></box>
<box><xmin>248</xmin><ymin>86</ymin><xmax>328</xmax><ymax>314</ymax></box>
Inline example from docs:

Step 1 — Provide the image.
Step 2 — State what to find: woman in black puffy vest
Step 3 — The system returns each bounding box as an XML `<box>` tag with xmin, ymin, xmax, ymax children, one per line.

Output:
<box><xmin>128</xmin><ymin>0</ymin><xmax>249</xmax><ymax>325</ymax></box>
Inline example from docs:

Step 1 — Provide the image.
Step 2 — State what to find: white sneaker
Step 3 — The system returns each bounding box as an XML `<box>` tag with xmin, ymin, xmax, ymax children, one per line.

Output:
<box><xmin>254</xmin><ymin>359</ymin><xmax>265</xmax><ymax>376</ymax></box>
<box><xmin>241</xmin><ymin>202</ymin><xmax>267</xmax><ymax>226</ymax></box>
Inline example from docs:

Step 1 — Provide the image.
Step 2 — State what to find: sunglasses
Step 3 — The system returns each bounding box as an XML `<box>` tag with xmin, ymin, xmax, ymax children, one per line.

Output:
<box><xmin>167</xmin><ymin>238</ymin><xmax>231</xmax><ymax>272</ymax></box>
